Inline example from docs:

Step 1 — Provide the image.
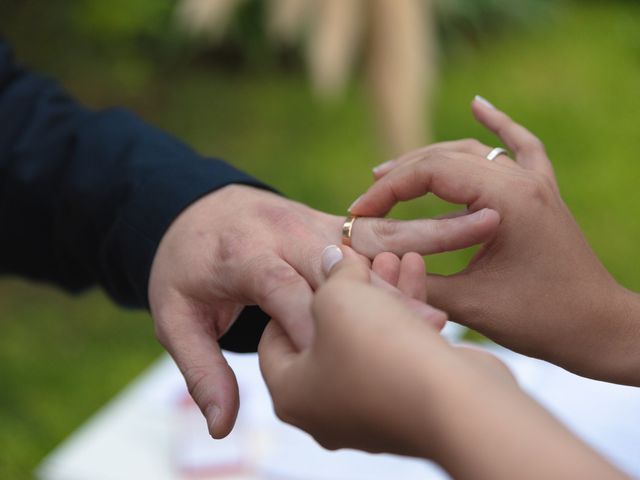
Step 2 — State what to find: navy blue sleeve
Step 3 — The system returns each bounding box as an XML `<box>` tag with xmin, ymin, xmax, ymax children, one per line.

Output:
<box><xmin>0</xmin><ymin>40</ymin><xmax>269</xmax><ymax>351</ymax></box>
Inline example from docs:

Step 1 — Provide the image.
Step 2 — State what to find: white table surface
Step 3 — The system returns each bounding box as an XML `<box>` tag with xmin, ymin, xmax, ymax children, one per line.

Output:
<box><xmin>36</xmin><ymin>324</ymin><xmax>640</xmax><ymax>480</ymax></box>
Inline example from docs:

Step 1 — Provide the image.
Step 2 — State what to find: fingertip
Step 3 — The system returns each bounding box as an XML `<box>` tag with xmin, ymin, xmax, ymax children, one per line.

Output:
<box><xmin>476</xmin><ymin>207</ymin><xmax>501</xmax><ymax>226</ymax></box>
<box><xmin>205</xmin><ymin>404</ymin><xmax>224</xmax><ymax>439</ymax></box>
<box><xmin>372</xmin><ymin>159</ymin><xmax>396</xmax><ymax>179</ymax></box>
<box><xmin>467</xmin><ymin>208</ymin><xmax>501</xmax><ymax>241</ymax></box>
<box><xmin>401</xmin><ymin>252</ymin><xmax>426</xmax><ymax>271</ymax></box>
<box><xmin>372</xmin><ymin>252</ymin><xmax>401</xmax><ymax>286</ymax></box>
<box><xmin>473</xmin><ymin>95</ymin><xmax>496</xmax><ymax>111</ymax></box>
<box><xmin>325</xmin><ymin>246</ymin><xmax>371</xmax><ymax>283</ymax></box>
<box><xmin>471</xmin><ymin>96</ymin><xmax>503</xmax><ymax>132</ymax></box>
<box><xmin>398</xmin><ymin>253</ymin><xmax>427</xmax><ymax>302</ymax></box>
<box><xmin>205</xmin><ymin>376</ymin><xmax>240</xmax><ymax>439</ymax></box>
<box><xmin>321</xmin><ymin>244</ymin><xmax>344</xmax><ymax>275</ymax></box>
<box><xmin>347</xmin><ymin>192</ymin><xmax>378</xmax><ymax>217</ymax></box>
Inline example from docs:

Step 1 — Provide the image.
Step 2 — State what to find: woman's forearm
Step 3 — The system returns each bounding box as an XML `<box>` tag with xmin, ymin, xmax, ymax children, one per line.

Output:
<box><xmin>420</xmin><ymin>362</ymin><xmax>628</xmax><ymax>480</ymax></box>
<box><xmin>592</xmin><ymin>286</ymin><xmax>640</xmax><ymax>386</ymax></box>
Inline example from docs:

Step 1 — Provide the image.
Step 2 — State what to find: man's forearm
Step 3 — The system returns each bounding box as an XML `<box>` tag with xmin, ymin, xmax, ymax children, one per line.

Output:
<box><xmin>0</xmin><ymin>39</ymin><xmax>272</xmax><ymax>309</ymax></box>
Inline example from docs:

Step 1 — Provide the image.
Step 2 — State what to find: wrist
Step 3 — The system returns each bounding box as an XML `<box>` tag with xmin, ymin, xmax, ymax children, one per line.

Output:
<box><xmin>403</xmin><ymin>347</ymin><xmax>514</xmax><ymax>460</ymax></box>
<box><xmin>417</xmin><ymin>353</ymin><xmax>623</xmax><ymax>479</ymax></box>
<box><xmin>589</xmin><ymin>285</ymin><xmax>640</xmax><ymax>386</ymax></box>
<box><xmin>413</xmin><ymin>354</ymin><xmax>511</xmax><ymax>467</ymax></box>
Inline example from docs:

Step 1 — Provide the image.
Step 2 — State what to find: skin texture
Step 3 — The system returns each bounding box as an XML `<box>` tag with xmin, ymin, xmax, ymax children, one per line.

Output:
<box><xmin>350</xmin><ymin>98</ymin><xmax>640</xmax><ymax>386</ymax></box>
<box><xmin>147</xmin><ymin>184</ymin><xmax>499</xmax><ymax>438</ymax></box>
<box><xmin>259</xmin><ymin>247</ymin><xmax>628</xmax><ymax>480</ymax></box>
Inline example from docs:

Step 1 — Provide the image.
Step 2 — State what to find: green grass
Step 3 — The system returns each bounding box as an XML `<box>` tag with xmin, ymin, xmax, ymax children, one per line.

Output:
<box><xmin>1</xmin><ymin>1</ymin><xmax>640</xmax><ymax>477</ymax></box>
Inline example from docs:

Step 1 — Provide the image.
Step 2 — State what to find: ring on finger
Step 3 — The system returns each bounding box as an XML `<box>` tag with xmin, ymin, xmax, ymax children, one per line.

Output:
<box><xmin>342</xmin><ymin>215</ymin><xmax>358</xmax><ymax>247</ymax></box>
<box><xmin>486</xmin><ymin>147</ymin><xmax>509</xmax><ymax>162</ymax></box>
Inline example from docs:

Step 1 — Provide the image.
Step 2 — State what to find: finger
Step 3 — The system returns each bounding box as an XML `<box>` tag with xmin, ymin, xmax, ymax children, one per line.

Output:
<box><xmin>397</xmin><ymin>253</ymin><xmax>427</xmax><ymax>303</ymax></box>
<box><xmin>434</xmin><ymin>208</ymin><xmax>469</xmax><ymax>220</ymax></box>
<box><xmin>371</xmin><ymin>252</ymin><xmax>401</xmax><ymax>286</ymax></box>
<box><xmin>397</xmin><ymin>254</ymin><xmax>445</xmax><ymax>330</ymax></box>
<box><xmin>241</xmin><ymin>256</ymin><xmax>315</xmax><ymax>350</ymax></box>
<box><xmin>349</xmin><ymin>152</ymin><xmax>504</xmax><ymax>218</ymax></box>
<box><xmin>349</xmin><ymin>208</ymin><xmax>501</xmax><ymax>257</ymax></box>
<box><xmin>320</xmin><ymin>245</ymin><xmax>444</xmax><ymax>324</ymax></box>
<box><xmin>471</xmin><ymin>97</ymin><xmax>555</xmax><ymax>179</ymax></box>
<box><xmin>258</xmin><ymin>320</ymin><xmax>298</xmax><ymax>390</ymax></box>
<box><xmin>372</xmin><ymin>138</ymin><xmax>495</xmax><ymax>179</ymax></box>
<box><xmin>155</xmin><ymin>308</ymin><xmax>239</xmax><ymax>439</ymax></box>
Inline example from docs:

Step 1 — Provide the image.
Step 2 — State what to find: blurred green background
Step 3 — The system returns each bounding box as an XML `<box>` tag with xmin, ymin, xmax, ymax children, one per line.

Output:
<box><xmin>1</xmin><ymin>0</ymin><xmax>640</xmax><ymax>477</ymax></box>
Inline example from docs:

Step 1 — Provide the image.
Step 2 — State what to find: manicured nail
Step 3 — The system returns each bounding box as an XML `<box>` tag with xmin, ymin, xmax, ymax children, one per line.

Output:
<box><xmin>205</xmin><ymin>404</ymin><xmax>221</xmax><ymax>437</ymax></box>
<box><xmin>469</xmin><ymin>208</ymin><xmax>487</xmax><ymax>222</ymax></box>
<box><xmin>321</xmin><ymin>245</ymin><xmax>343</xmax><ymax>275</ymax></box>
<box><xmin>348</xmin><ymin>195</ymin><xmax>363</xmax><ymax>213</ymax></box>
<box><xmin>474</xmin><ymin>95</ymin><xmax>496</xmax><ymax>110</ymax></box>
<box><xmin>372</xmin><ymin>159</ymin><xmax>395</xmax><ymax>176</ymax></box>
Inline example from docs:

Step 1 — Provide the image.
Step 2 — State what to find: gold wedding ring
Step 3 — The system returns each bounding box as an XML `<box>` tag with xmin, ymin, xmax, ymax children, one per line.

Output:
<box><xmin>342</xmin><ymin>215</ymin><xmax>358</xmax><ymax>247</ymax></box>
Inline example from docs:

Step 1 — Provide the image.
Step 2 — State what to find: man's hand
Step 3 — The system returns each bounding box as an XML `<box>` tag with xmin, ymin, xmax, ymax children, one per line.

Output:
<box><xmin>350</xmin><ymin>97</ymin><xmax>640</xmax><ymax>385</ymax></box>
<box><xmin>148</xmin><ymin>184</ymin><xmax>498</xmax><ymax>438</ymax></box>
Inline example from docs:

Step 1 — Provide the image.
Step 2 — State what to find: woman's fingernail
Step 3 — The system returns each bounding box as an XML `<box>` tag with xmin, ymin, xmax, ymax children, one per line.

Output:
<box><xmin>470</xmin><ymin>208</ymin><xmax>487</xmax><ymax>222</ymax></box>
<box><xmin>321</xmin><ymin>245</ymin><xmax>343</xmax><ymax>275</ymax></box>
<box><xmin>205</xmin><ymin>404</ymin><xmax>221</xmax><ymax>437</ymax></box>
<box><xmin>474</xmin><ymin>95</ymin><xmax>496</xmax><ymax>110</ymax></box>
<box><xmin>348</xmin><ymin>195</ymin><xmax>363</xmax><ymax>213</ymax></box>
<box><xmin>372</xmin><ymin>159</ymin><xmax>395</xmax><ymax>175</ymax></box>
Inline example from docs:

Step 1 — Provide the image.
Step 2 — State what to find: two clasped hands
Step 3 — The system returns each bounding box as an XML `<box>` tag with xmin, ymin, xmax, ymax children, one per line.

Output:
<box><xmin>149</xmin><ymin>97</ymin><xmax>639</xmax><ymax>479</ymax></box>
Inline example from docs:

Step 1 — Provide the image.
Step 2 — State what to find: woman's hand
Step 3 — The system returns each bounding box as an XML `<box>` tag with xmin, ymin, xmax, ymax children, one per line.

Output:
<box><xmin>349</xmin><ymin>97</ymin><xmax>640</xmax><ymax>385</ymax></box>
<box><xmin>258</xmin><ymin>246</ymin><xmax>627</xmax><ymax>480</ymax></box>
<box><xmin>258</xmin><ymin>246</ymin><xmax>514</xmax><ymax>458</ymax></box>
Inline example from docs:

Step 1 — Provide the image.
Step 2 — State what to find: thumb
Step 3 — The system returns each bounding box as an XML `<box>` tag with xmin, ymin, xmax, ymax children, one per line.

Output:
<box><xmin>258</xmin><ymin>320</ymin><xmax>298</xmax><ymax>392</ymax></box>
<box><xmin>321</xmin><ymin>245</ymin><xmax>371</xmax><ymax>282</ymax></box>
<box><xmin>427</xmin><ymin>273</ymin><xmax>480</xmax><ymax>330</ymax></box>
<box><xmin>154</xmin><ymin>306</ymin><xmax>240</xmax><ymax>439</ymax></box>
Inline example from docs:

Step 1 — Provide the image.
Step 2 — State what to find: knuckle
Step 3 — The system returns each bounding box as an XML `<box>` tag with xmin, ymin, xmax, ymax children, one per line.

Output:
<box><xmin>513</xmin><ymin>175</ymin><xmax>553</xmax><ymax>205</ymax></box>
<box><xmin>216</xmin><ymin>227</ymin><xmax>251</xmax><ymax>263</ymax></box>
<box><xmin>461</xmin><ymin>138</ymin><xmax>483</xmax><ymax>151</ymax></box>
<box><xmin>272</xmin><ymin>396</ymin><xmax>297</xmax><ymax>425</ymax></box>
<box><xmin>521</xmin><ymin>136</ymin><xmax>545</xmax><ymax>154</ymax></box>
<box><xmin>423</xmin><ymin>149</ymin><xmax>446</xmax><ymax>162</ymax></box>
<box><xmin>154</xmin><ymin>322</ymin><xmax>169</xmax><ymax>346</ymax></box>
<box><xmin>317</xmin><ymin>436</ymin><xmax>341</xmax><ymax>451</ymax></box>
<box><xmin>254</xmin><ymin>261</ymin><xmax>302</xmax><ymax>305</ymax></box>
<box><xmin>254</xmin><ymin>202</ymin><xmax>309</xmax><ymax>239</ymax></box>
<box><xmin>371</xmin><ymin>219</ymin><xmax>401</xmax><ymax>248</ymax></box>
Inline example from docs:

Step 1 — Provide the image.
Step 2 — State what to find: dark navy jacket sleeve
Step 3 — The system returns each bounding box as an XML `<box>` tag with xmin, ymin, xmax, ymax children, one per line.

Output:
<box><xmin>0</xmin><ymin>40</ymin><xmax>268</xmax><ymax>352</ymax></box>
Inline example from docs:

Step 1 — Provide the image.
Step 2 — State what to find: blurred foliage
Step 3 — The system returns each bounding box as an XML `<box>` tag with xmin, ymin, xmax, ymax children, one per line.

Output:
<box><xmin>1</xmin><ymin>0</ymin><xmax>640</xmax><ymax>478</ymax></box>
<box><xmin>3</xmin><ymin>0</ymin><xmax>562</xmax><ymax>91</ymax></box>
<box><xmin>434</xmin><ymin>0</ymin><xmax>559</xmax><ymax>54</ymax></box>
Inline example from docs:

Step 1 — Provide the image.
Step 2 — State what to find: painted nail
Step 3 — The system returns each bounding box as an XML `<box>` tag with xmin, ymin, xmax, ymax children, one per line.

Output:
<box><xmin>348</xmin><ymin>195</ymin><xmax>363</xmax><ymax>213</ymax></box>
<box><xmin>321</xmin><ymin>245</ymin><xmax>343</xmax><ymax>275</ymax></box>
<box><xmin>474</xmin><ymin>95</ymin><xmax>496</xmax><ymax>110</ymax></box>
<box><xmin>372</xmin><ymin>159</ymin><xmax>395</xmax><ymax>175</ymax></box>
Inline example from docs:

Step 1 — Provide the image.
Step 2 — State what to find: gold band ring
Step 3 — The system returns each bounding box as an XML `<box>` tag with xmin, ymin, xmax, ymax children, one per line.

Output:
<box><xmin>342</xmin><ymin>215</ymin><xmax>358</xmax><ymax>247</ymax></box>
